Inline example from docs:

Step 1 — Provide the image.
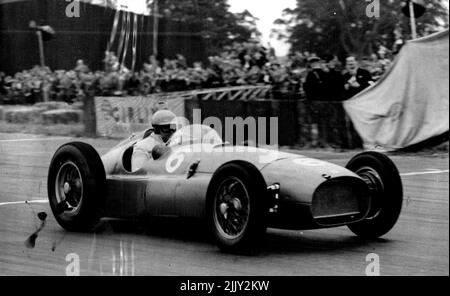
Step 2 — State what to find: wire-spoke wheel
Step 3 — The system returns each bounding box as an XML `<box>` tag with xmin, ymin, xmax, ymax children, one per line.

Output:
<box><xmin>213</xmin><ymin>177</ymin><xmax>250</xmax><ymax>240</ymax></box>
<box><xmin>48</xmin><ymin>142</ymin><xmax>106</xmax><ymax>232</ymax></box>
<box><xmin>55</xmin><ymin>161</ymin><xmax>84</xmax><ymax>214</ymax></box>
<box><xmin>207</xmin><ymin>163</ymin><xmax>268</xmax><ymax>254</ymax></box>
<box><xmin>346</xmin><ymin>152</ymin><xmax>403</xmax><ymax>239</ymax></box>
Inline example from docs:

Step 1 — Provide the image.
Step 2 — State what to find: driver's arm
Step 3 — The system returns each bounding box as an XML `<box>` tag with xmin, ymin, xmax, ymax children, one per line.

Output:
<box><xmin>131</xmin><ymin>146</ymin><xmax>151</xmax><ymax>172</ymax></box>
<box><xmin>131</xmin><ymin>137</ymin><xmax>158</xmax><ymax>172</ymax></box>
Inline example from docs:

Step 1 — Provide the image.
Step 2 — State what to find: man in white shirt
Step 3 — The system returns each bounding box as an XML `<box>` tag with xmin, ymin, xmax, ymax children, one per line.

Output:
<box><xmin>131</xmin><ymin>110</ymin><xmax>177</xmax><ymax>171</ymax></box>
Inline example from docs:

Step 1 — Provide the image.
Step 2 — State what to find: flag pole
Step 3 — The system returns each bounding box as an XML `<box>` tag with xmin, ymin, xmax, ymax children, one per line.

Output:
<box><xmin>409</xmin><ymin>0</ymin><xmax>417</xmax><ymax>39</ymax></box>
<box><xmin>153</xmin><ymin>0</ymin><xmax>159</xmax><ymax>57</ymax></box>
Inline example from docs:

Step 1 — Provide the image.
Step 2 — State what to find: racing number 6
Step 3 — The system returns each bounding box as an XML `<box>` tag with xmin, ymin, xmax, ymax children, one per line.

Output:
<box><xmin>165</xmin><ymin>152</ymin><xmax>185</xmax><ymax>173</ymax></box>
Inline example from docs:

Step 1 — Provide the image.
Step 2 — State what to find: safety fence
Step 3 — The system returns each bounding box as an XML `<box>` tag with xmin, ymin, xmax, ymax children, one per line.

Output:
<box><xmin>184</xmin><ymin>98</ymin><xmax>362</xmax><ymax>149</ymax></box>
<box><xmin>88</xmin><ymin>85</ymin><xmax>362</xmax><ymax>149</ymax></box>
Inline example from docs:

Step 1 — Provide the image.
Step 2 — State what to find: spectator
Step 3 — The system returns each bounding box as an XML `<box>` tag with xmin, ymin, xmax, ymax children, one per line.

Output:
<box><xmin>343</xmin><ymin>56</ymin><xmax>374</xmax><ymax>99</ymax></box>
<box><xmin>74</xmin><ymin>59</ymin><xmax>90</xmax><ymax>74</ymax></box>
<box><xmin>189</xmin><ymin>62</ymin><xmax>209</xmax><ymax>88</ymax></box>
<box><xmin>0</xmin><ymin>72</ymin><xmax>6</xmax><ymax>99</ymax></box>
<box><xmin>366</xmin><ymin>53</ymin><xmax>384</xmax><ymax>81</ymax></box>
<box><xmin>253</xmin><ymin>49</ymin><xmax>268</xmax><ymax>69</ymax></box>
<box><xmin>377</xmin><ymin>47</ymin><xmax>392</xmax><ymax>74</ymax></box>
<box><xmin>143</xmin><ymin>55</ymin><xmax>163</xmax><ymax>93</ymax></box>
<box><xmin>143</xmin><ymin>55</ymin><xmax>162</xmax><ymax>74</ymax></box>
<box><xmin>321</xmin><ymin>55</ymin><xmax>345</xmax><ymax>101</ymax></box>
<box><xmin>290</xmin><ymin>51</ymin><xmax>307</xmax><ymax>69</ymax></box>
<box><xmin>103</xmin><ymin>51</ymin><xmax>120</xmax><ymax>72</ymax></box>
<box><xmin>303</xmin><ymin>57</ymin><xmax>329</xmax><ymax>101</ymax></box>
<box><xmin>176</xmin><ymin>54</ymin><xmax>188</xmax><ymax>69</ymax></box>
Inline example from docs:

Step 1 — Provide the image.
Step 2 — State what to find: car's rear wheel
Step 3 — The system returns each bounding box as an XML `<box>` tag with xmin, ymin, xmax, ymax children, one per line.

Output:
<box><xmin>346</xmin><ymin>151</ymin><xmax>403</xmax><ymax>239</ymax></box>
<box><xmin>207</xmin><ymin>163</ymin><xmax>268</xmax><ymax>253</ymax></box>
<box><xmin>48</xmin><ymin>142</ymin><xmax>106</xmax><ymax>231</ymax></box>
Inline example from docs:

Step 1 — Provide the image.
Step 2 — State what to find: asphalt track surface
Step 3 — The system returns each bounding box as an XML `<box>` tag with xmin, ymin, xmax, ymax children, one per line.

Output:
<box><xmin>0</xmin><ymin>133</ymin><xmax>448</xmax><ymax>276</ymax></box>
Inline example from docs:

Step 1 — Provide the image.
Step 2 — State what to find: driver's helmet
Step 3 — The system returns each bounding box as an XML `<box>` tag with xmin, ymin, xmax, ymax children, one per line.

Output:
<box><xmin>151</xmin><ymin>110</ymin><xmax>176</xmax><ymax>127</ymax></box>
<box><xmin>151</xmin><ymin>110</ymin><xmax>177</xmax><ymax>141</ymax></box>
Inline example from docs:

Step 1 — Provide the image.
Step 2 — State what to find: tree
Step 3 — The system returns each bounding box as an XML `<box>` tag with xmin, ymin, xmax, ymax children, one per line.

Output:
<box><xmin>273</xmin><ymin>0</ymin><xmax>449</xmax><ymax>58</ymax></box>
<box><xmin>148</xmin><ymin>0</ymin><xmax>260</xmax><ymax>55</ymax></box>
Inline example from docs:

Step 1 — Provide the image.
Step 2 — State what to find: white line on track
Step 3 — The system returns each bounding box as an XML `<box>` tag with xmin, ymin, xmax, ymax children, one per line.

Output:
<box><xmin>0</xmin><ymin>200</ymin><xmax>48</xmax><ymax>207</ymax></box>
<box><xmin>0</xmin><ymin>137</ymin><xmax>69</xmax><ymax>143</ymax></box>
<box><xmin>401</xmin><ymin>170</ymin><xmax>449</xmax><ymax>176</ymax></box>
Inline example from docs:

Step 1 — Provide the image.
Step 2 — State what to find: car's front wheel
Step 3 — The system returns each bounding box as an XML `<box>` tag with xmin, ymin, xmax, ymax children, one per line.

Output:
<box><xmin>47</xmin><ymin>142</ymin><xmax>106</xmax><ymax>231</ymax></box>
<box><xmin>206</xmin><ymin>163</ymin><xmax>268</xmax><ymax>253</ymax></box>
<box><xmin>346</xmin><ymin>151</ymin><xmax>403</xmax><ymax>239</ymax></box>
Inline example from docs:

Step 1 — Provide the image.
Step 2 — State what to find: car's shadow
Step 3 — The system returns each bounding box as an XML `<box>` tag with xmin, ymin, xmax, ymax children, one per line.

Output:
<box><xmin>93</xmin><ymin>217</ymin><xmax>389</xmax><ymax>256</ymax></box>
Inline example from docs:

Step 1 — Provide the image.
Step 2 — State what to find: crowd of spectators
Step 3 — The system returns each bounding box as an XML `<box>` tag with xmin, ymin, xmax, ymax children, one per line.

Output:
<box><xmin>0</xmin><ymin>41</ymin><xmax>394</xmax><ymax>105</ymax></box>
<box><xmin>302</xmin><ymin>45</ymin><xmax>394</xmax><ymax>101</ymax></box>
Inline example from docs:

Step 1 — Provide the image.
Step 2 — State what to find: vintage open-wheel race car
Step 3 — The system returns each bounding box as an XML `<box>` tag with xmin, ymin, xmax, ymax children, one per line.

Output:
<box><xmin>47</xmin><ymin>124</ymin><xmax>403</xmax><ymax>253</ymax></box>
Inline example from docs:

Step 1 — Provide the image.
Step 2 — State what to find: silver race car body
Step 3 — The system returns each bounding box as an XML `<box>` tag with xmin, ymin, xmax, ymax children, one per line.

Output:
<box><xmin>100</xmin><ymin>125</ymin><xmax>370</xmax><ymax>230</ymax></box>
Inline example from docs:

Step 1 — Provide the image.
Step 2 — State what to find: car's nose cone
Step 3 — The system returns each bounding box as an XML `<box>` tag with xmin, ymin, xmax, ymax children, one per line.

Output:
<box><xmin>261</xmin><ymin>157</ymin><xmax>362</xmax><ymax>204</ymax></box>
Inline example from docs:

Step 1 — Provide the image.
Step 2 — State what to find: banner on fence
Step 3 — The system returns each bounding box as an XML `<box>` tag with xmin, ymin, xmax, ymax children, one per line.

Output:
<box><xmin>94</xmin><ymin>86</ymin><xmax>271</xmax><ymax>138</ymax></box>
<box><xmin>95</xmin><ymin>95</ymin><xmax>185</xmax><ymax>138</ymax></box>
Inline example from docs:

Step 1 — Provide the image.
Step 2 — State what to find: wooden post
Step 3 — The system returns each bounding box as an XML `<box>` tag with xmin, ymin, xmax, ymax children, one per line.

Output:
<box><xmin>83</xmin><ymin>90</ymin><xmax>97</xmax><ymax>137</ymax></box>
<box><xmin>36</xmin><ymin>30</ymin><xmax>50</xmax><ymax>102</ymax></box>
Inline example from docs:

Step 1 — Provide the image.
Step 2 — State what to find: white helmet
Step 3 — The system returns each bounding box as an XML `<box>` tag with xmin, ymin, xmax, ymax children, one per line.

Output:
<box><xmin>151</xmin><ymin>110</ymin><xmax>176</xmax><ymax>127</ymax></box>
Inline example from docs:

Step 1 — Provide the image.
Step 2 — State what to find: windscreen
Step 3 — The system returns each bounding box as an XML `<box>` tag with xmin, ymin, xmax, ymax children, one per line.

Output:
<box><xmin>168</xmin><ymin>124</ymin><xmax>223</xmax><ymax>147</ymax></box>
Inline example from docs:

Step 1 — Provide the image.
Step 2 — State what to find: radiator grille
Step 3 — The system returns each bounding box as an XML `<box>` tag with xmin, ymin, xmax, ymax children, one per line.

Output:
<box><xmin>311</xmin><ymin>177</ymin><xmax>370</xmax><ymax>226</ymax></box>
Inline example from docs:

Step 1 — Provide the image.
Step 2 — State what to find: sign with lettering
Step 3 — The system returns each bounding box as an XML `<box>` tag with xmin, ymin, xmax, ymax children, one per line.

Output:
<box><xmin>95</xmin><ymin>95</ymin><xmax>185</xmax><ymax>138</ymax></box>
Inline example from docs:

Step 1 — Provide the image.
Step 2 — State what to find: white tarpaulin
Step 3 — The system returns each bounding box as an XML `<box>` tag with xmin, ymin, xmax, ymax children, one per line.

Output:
<box><xmin>344</xmin><ymin>30</ymin><xmax>449</xmax><ymax>150</ymax></box>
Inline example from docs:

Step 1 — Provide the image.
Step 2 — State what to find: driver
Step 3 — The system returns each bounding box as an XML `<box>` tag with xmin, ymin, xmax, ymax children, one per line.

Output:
<box><xmin>131</xmin><ymin>109</ymin><xmax>177</xmax><ymax>171</ymax></box>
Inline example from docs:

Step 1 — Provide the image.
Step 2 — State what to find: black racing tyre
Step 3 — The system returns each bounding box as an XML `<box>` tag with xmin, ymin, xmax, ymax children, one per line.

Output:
<box><xmin>47</xmin><ymin>142</ymin><xmax>106</xmax><ymax>231</ymax></box>
<box><xmin>346</xmin><ymin>151</ymin><xmax>403</xmax><ymax>239</ymax></box>
<box><xmin>206</xmin><ymin>163</ymin><xmax>268</xmax><ymax>253</ymax></box>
